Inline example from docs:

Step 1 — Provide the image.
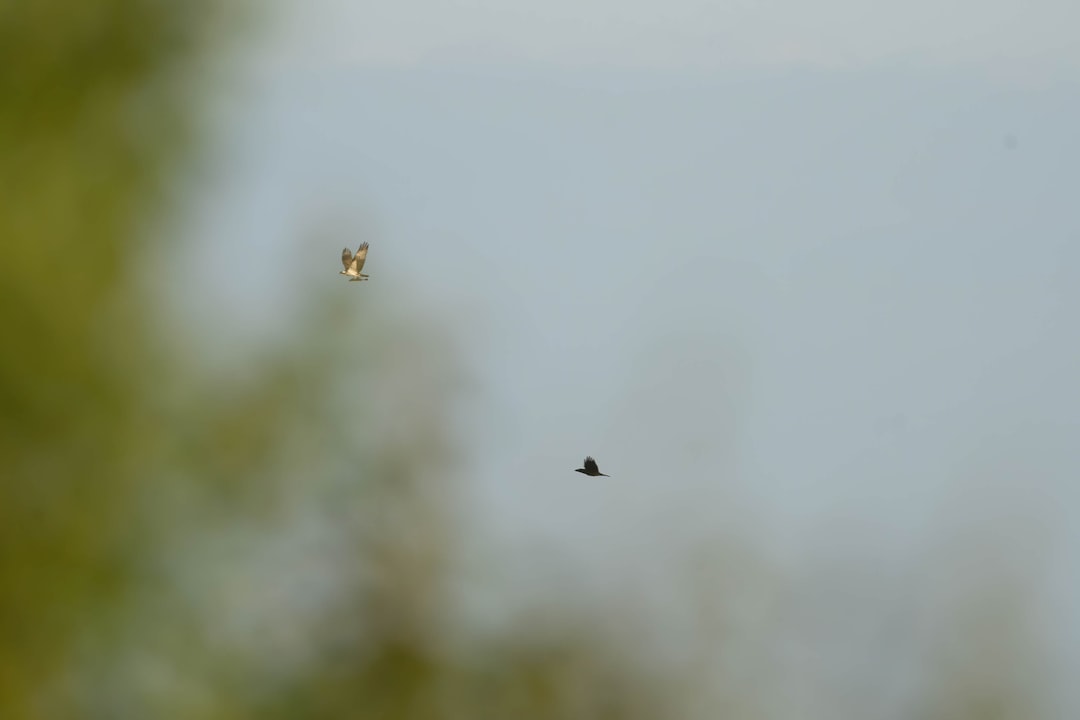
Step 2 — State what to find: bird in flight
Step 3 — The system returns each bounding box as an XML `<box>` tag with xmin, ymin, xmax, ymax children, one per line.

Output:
<box><xmin>575</xmin><ymin>456</ymin><xmax>609</xmax><ymax>477</ymax></box>
<box><xmin>340</xmin><ymin>242</ymin><xmax>370</xmax><ymax>281</ymax></box>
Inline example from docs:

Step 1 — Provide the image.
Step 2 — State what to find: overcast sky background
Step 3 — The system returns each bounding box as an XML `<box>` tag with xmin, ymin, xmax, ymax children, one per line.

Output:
<box><xmin>170</xmin><ymin>0</ymin><xmax>1080</xmax><ymax>713</ymax></box>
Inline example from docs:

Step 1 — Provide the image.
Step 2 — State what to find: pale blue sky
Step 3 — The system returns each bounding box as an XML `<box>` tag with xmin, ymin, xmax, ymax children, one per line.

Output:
<box><xmin>173</xmin><ymin>2</ymin><xmax>1080</xmax><ymax>714</ymax></box>
<box><xmin>265</xmin><ymin>0</ymin><xmax>1080</xmax><ymax>72</ymax></box>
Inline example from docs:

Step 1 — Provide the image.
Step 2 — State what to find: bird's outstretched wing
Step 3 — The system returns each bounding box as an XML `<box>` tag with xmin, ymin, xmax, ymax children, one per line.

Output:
<box><xmin>341</xmin><ymin>247</ymin><xmax>354</xmax><ymax>270</ymax></box>
<box><xmin>352</xmin><ymin>242</ymin><xmax>369</xmax><ymax>273</ymax></box>
<box><xmin>583</xmin><ymin>457</ymin><xmax>599</xmax><ymax>474</ymax></box>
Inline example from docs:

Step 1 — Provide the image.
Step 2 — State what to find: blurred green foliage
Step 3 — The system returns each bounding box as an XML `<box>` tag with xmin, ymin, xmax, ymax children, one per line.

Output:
<box><xmin>0</xmin><ymin>2</ymin><xmax>221</xmax><ymax>715</ymax></box>
<box><xmin>0</xmin><ymin>2</ymin><xmax>1056</xmax><ymax>719</ymax></box>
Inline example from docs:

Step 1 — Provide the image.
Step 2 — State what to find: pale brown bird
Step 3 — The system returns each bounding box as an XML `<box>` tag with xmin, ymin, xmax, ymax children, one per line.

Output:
<box><xmin>574</xmin><ymin>456</ymin><xmax>609</xmax><ymax>477</ymax></box>
<box><xmin>340</xmin><ymin>242</ymin><xmax>370</xmax><ymax>281</ymax></box>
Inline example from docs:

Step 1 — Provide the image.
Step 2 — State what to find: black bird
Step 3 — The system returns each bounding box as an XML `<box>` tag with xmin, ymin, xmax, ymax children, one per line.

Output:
<box><xmin>575</xmin><ymin>456</ymin><xmax>609</xmax><ymax>477</ymax></box>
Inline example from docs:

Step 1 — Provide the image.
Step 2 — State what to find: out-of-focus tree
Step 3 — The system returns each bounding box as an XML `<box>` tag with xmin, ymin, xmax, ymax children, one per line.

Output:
<box><xmin>0</xmin><ymin>2</ymin><xmax>222</xmax><ymax>716</ymax></box>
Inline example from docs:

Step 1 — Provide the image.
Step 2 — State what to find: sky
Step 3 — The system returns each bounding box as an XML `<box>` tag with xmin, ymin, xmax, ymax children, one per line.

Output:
<box><xmin>264</xmin><ymin>0</ymin><xmax>1080</xmax><ymax>72</ymax></box>
<box><xmin>173</xmin><ymin>0</ymin><xmax>1080</xmax><ymax>714</ymax></box>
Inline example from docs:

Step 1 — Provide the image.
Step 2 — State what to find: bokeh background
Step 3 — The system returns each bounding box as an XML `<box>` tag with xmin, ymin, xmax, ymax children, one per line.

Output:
<box><xmin>3</xmin><ymin>1</ymin><xmax>1080</xmax><ymax>718</ymax></box>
